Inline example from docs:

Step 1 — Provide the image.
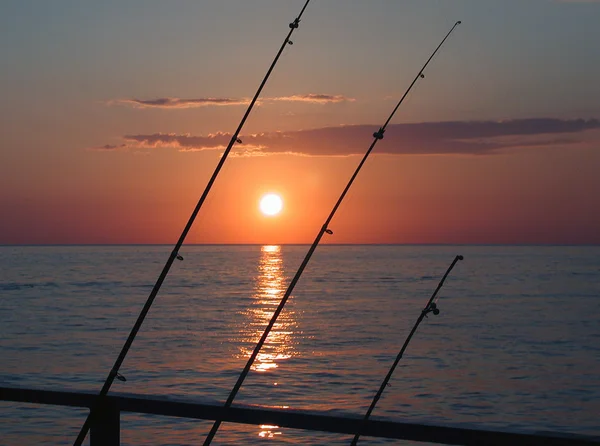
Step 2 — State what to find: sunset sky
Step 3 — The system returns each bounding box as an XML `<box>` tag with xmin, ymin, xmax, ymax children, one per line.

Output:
<box><xmin>1</xmin><ymin>0</ymin><xmax>599</xmax><ymax>244</ymax></box>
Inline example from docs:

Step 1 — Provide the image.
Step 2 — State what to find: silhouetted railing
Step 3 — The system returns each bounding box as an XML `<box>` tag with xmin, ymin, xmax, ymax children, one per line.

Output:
<box><xmin>1</xmin><ymin>386</ymin><xmax>599</xmax><ymax>446</ymax></box>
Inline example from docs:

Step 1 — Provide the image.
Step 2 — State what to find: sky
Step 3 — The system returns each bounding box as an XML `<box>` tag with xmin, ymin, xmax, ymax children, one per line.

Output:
<box><xmin>1</xmin><ymin>0</ymin><xmax>599</xmax><ymax>245</ymax></box>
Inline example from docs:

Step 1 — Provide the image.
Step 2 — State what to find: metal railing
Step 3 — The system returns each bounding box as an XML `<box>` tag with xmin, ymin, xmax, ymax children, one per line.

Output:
<box><xmin>1</xmin><ymin>385</ymin><xmax>599</xmax><ymax>445</ymax></box>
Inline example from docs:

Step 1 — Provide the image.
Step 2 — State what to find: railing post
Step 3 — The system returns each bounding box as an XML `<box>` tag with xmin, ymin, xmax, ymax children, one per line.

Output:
<box><xmin>90</xmin><ymin>400</ymin><xmax>120</xmax><ymax>446</ymax></box>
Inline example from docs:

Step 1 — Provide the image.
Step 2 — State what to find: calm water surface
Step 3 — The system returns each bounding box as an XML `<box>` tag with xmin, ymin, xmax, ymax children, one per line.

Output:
<box><xmin>1</xmin><ymin>245</ymin><xmax>599</xmax><ymax>445</ymax></box>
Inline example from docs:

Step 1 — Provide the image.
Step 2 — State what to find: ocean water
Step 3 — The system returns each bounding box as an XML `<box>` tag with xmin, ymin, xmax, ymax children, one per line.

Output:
<box><xmin>0</xmin><ymin>244</ymin><xmax>599</xmax><ymax>445</ymax></box>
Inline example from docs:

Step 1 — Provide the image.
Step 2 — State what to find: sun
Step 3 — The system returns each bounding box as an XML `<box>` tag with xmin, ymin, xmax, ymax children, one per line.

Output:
<box><xmin>259</xmin><ymin>193</ymin><xmax>283</xmax><ymax>216</ymax></box>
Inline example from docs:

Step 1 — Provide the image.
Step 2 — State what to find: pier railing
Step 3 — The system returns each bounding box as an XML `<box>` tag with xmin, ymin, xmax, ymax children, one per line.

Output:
<box><xmin>1</xmin><ymin>385</ymin><xmax>599</xmax><ymax>446</ymax></box>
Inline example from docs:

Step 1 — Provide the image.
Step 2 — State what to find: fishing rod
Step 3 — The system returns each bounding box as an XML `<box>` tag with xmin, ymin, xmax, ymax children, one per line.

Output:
<box><xmin>72</xmin><ymin>2</ymin><xmax>312</xmax><ymax>444</ymax></box>
<box><xmin>350</xmin><ymin>254</ymin><xmax>463</xmax><ymax>445</ymax></box>
<box><xmin>202</xmin><ymin>20</ymin><xmax>462</xmax><ymax>446</ymax></box>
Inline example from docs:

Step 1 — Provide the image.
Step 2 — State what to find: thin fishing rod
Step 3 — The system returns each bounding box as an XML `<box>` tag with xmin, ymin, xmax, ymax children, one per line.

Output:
<box><xmin>350</xmin><ymin>254</ymin><xmax>464</xmax><ymax>446</ymax></box>
<box><xmin>72</xmin><ymin>2</ymin><xmax>311</xmax><ymax>445</ymax></box>
<box><xmin>202</xmin><ymin>20</ymin><xmax>462</xmax><ymax>446</ymax></box>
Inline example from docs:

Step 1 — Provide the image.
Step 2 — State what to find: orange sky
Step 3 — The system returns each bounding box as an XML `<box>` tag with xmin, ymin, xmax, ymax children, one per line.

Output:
<box><xmin>3</xmin><ymin>135</ymin><xmax>599</xmax><ymax>245</ymax></box>
<box><xmin>1</xmin><ymin>1</ymin><xmax>600</xmax><ymax>245</ymax></box>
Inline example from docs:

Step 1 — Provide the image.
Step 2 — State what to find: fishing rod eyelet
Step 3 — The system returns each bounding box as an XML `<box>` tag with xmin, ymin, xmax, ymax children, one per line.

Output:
<box><xmin>373</xmin><ymin>128</ymin><xmax>385</xmax><ymax>140</ymax></box>
<box><xmin>236</xmin><ymin>138</ymin><xmax>242</xmax><ymax>144</ymax></box>
<box><xmin>288</xmin><ymin>40</ymin><xmax>294</xmax><ymax>45</ymax></box>
<box><xmin>420</xmin><ymin>73</ymin><xmax>425</xmax><ymax>79</ymax></box>
<box><xmin>115</xmin><ymin>372</ymin><xmax>127</xmax><ymax>382</ymax></box>
<box><xmin>289</xmin><ymin>19</ymin><xmax>300</xmax><ymax>29</ymax></box>
<box><xmin>176</xmin><ymin>254</ymin><xmax>184</xmax><ymax>261</ymax></box>
<box><xmin>325</xmin><ymin>228</ymin><xmax>333</xmax><ymax>235</ymax></box>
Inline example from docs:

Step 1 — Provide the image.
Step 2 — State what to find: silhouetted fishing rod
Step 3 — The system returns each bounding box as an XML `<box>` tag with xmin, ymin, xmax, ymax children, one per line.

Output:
<box><xmin>202</xmin><ymin>20</ymin><xmax>462</xmax><ymax>446</ymax></box>
<box><xmin>350</xmin><ymin>254</ymin><xmax>463</xmax><ymax>446</ymax></box>
<box><xmin>72</xmin><ymin>2</ymin><xmax>311</xmax><ymax>445</ymax></box>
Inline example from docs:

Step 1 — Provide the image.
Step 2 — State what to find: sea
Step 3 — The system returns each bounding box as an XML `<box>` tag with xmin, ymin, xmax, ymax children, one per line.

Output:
<box><xmin>1</xmin><ymin>244</ymin><xmax>599</xmax><ymax>445</ymax></box>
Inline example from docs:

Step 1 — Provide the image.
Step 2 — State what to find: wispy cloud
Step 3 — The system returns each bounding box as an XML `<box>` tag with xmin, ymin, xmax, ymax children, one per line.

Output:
<box><xmin>271</xmin><ymin>94</ymin><xmax>355</xmax><ymax>104</ymax></box>
<box><xmin>89</xmin><ymin>118</ymin><xmax>600</xmax><ymax>156</ymax></box>
<box><xmin>110</xmin><ymin>94</ymin><xmax>355</xmax><ymax>109</ymax></box>
<box><xmin>114</xmin><ymin>98</ymin><xmax>251</xmax><ymax>109</ymax></box>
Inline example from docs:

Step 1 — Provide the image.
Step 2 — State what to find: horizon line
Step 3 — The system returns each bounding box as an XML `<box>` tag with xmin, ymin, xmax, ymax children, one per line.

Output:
<box><xmin>1</xmin><ymin>243</ymin><xmax>599</xmax><ymax>247</ymax></box>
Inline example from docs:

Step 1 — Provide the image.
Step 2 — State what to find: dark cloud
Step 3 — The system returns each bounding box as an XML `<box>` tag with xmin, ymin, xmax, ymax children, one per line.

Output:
<box><xmin>116</xmin><ymin>98</ymin><xmax>251</xmax><ymax>109</ymax></box>
<box><xmin>88</xmin><ymin>143</ymin><xmax>127</xmax><ymax>151</ymax></box>
<box><xmin>90</xmin><ymin>118</ymin><xmax>600</xmax><ymax>156</ymax></box>
<box><xmin>112</xmin><ymin>94</ymin><xmax>354</xmax><ymax>109</ymax></box>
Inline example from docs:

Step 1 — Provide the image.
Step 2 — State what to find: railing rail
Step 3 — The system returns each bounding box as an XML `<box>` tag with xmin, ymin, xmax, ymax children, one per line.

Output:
<box><xmin>1</xmin><ymin>386</ymin><xmax>599</xmax><ymax>446</ymax></box>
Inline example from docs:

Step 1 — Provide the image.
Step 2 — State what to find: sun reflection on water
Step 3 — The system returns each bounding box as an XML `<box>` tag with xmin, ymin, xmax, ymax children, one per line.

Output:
<box><xmin>258</xmin><ymin>425</ymin><xmax>282</xmax><ymax>438</ymax></box>
<box><xmin>240</xmin><ymin>245</ymin><xmax>297</xmax><ymax>374</ymax></box>
<box><xmin>237</xmin><ymin>245</ymin><xmax>298</xmax><ymax>439</ymax></box>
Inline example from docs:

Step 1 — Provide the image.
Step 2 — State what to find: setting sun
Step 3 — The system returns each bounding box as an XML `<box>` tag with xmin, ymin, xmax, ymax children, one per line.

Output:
<box><xmin>259</xmin><ymin>193</ymin><xmax>283</xmax><ymax>216</ymax></box>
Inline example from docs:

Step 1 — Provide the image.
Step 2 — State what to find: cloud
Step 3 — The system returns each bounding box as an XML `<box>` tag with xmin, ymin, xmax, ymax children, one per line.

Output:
<box><xmin>89</xmin><ymin>118</ymin><xmax>600</xmax><ymax>156</ymax></box>
<box><xmin>111</xmin><ymin>94</ymin><xmax>355</xmax><ymax>109</ymax></box>
<box><xmin>271</xmin><ymin>94</ymin><xmax>355</xmax><ymax>104</ymax></box>
<box><xmin>114</xmin><ymin>98</ymin><xmax>251</xmax><ymax>109</ymax></box>
<box><xmin>94</xmin><ymin>144</ymin><xmax>124</xmax><ymax>150</ymax></box>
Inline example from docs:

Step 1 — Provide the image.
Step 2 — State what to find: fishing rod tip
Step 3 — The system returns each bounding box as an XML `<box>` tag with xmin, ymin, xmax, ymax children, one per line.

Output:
<box><xmin>457</xmin><ymin>255</ymin><xmax>464</xmax><ymax>261</ymax></box>
<box><xmin>457</xmin><ymin>20</ymin><xmax>462</xmax><ymax>25</ymax></box>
